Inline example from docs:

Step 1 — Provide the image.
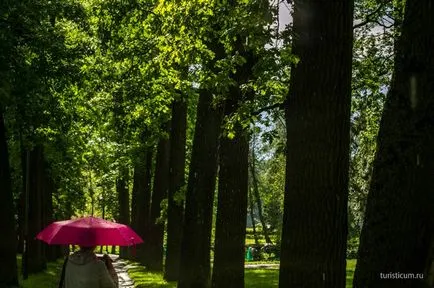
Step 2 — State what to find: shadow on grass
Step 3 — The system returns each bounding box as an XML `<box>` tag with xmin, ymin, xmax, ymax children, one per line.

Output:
<box><xmin>16</xmin><ymin>255</ymin><xmax>64</xmax><ymax>288</ymax></box>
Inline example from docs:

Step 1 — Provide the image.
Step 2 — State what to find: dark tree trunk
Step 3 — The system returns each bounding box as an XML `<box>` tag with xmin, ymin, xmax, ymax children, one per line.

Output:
<box><xmin>279</xmin><ymin>1</ymin><xmax>353</xmax><ymax>287</ymax></box>
<box><xmin>249</xmin><ymin>146</ymin><xmax>272</xmax><ymax>244</ymax></box>
<box><xmin>212</xmin><ymin>104</ymin><xmax>249</xmax><ymax>288</ymax></box>
<box><xmin>0</xmin><ymin>111</ymin><xmax>19</xmax><ymax>287</ymax></box>
<box><xmin>177</xmin><ymin>90</ymin><xmax>224</xmax><ymax>287</ymax></box>
<box><xmin>44</xmin><ymin>166</ymin><xmax>57</xmax><ymax>262</ymax></box>
<box><xmin>17</xmin><ymin>186</ymin><xmax>24</xmax><ymax>254</ymax></box>
<box><xmin>116</xmin><ymin>168</ymin><xmax>130</xmax><ymax>259</ymax></box>
<box><xmin>27</xmin><ymin>145</ymin><xmax>47</xmax><ymax>273</ymax></box>
<box><xmin>135</xmin><ymin>148</ymin><xmax>153</xmax><ymax>265</ymax></box>
<box><xmin>165</xmin><ymin>100</ymin><xmax>187</xmax><ymax>280</ymax></box>
<box><xmin>211</xmin><ymin>44</ymin><xmax>254</xmax><ymax>288</ymax></box>
<box><xmin>131</xmin><ymin>150</ymin><xmax>145</xmax><ymax>232</ymax></box>
<box><xmin>354</xmin><ymin>1</ymin><xmax>434</xmax><ymax>287</ymax></box>
<box><xmin>146</xmin><ymin>136</ymin><xmax>169</xmax><ymax>271</ymax></box>
<box><xmin>16</xmin><ymin>138</ymin><xmax>26</xmax><ymax>254</ymax></box>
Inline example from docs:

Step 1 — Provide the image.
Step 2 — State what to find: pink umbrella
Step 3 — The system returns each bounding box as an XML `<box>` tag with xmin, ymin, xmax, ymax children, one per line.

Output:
<box><xmin>36</xmin><ymin>216</ymin><xmax>143</xmax><ymax>246</ymax></box>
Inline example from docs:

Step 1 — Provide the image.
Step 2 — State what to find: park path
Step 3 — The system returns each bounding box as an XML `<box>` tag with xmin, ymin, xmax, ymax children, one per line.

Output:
<box><xmin>100</xmin><ymin>254</ymin><xmax>135</xmax><ymax>288</ymax></box>
<box><xmin>113</xmin><ymin>258</ymin><xmax>135</xmax><ymax>288</ymax></box>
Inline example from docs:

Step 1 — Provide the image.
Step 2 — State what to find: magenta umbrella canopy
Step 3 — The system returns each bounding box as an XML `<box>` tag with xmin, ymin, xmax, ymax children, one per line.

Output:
<box><xmin>36</xmin><ymin>216</ymin><xmax>143</xmax><ymax>246</ymax></box>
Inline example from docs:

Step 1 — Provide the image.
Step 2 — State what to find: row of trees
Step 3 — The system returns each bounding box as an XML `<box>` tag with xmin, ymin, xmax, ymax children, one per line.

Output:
<box><xmin>1</xmin><ymin>0</ymin><xmax>433</xmax><ymax>287</ymax></box>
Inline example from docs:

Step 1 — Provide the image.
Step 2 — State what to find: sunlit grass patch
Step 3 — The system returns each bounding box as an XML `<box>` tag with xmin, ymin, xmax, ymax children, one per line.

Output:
<box><xmin>244</xmin><ymin>259</ymin><xmax>356</xmax><ymax>288</ymax></box>
<box><xmin>346</xmin><ymin>259</ymin><xmax>356</xmax><ymax>288</ymax></box>
<box><xmin>127</xmin><ymin>264</ymin><xmax>176</xmax><ymax>288</ymax></box>
<box><xmin>245</xmin><ymin>269</ymin><xmax>279</xmax><ymax>287</ymax></box>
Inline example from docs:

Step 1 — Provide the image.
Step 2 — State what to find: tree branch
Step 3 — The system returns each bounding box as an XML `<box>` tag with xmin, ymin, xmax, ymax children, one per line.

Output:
<box><xmin>252</xmin><ymin>101</ymin><xmax>285</xmax><ymax>116</ymax></box>
<box><xmin>353</xmin><ymin>3</ymin><xmax>386</xmax><ymax>29</ymax></box>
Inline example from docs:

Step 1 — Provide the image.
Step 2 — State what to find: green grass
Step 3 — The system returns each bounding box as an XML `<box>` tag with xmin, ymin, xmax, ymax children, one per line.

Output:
<box><xmin>346</xmin><ymin>259</ymin><xmax>356</xmax><ymax>287</ymax></box>
<box><xmin>14</xmin><ymin>255</ymin><xmax>357</xmax><ymax>288</ymax></box>
<box><xmin>245</xmin><ymin>269</ymin><xmax>279</xmax><ymax>287</ymax></box>
<box><xmin>16</xmin><ymin>255</ymin><xmax>64</xmax><ymax>288</ymax></box>
<box><xmin>127</xmin><ymin>264</ymin><xmax>176</xmax><ymax>288</ymax></box>
<box><xmin>128</xmin><ymin>259</ymin><xmax>357</xmax><ymax>288</ymax></box>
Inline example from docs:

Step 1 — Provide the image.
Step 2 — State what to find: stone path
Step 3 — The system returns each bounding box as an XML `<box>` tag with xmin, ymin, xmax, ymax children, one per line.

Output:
<box><xmin>113</xmin><ymin>258</ymin><xmax>135</xmax><ymax>288</ymax></box>
<box><xmin>245</xmin><ymin>263</ymin><xmax>280</xmax><ymax>269</ymax></box>
<box><xmin>97</xmin><ymin>254</ymin><xmax>135</xmax><ymax>288</ymax></box>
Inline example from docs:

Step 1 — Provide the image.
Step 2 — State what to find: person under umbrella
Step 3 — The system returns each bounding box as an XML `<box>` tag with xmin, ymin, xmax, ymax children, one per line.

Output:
<box><xmin>36</xmin><ymin>216</ymin><xmax>143</xmax><ymax>288</ymax></box>
<box><xmin>62</xmin><ymin>245</ymin><xmax>118</xmax><ymax>288</ymax></box>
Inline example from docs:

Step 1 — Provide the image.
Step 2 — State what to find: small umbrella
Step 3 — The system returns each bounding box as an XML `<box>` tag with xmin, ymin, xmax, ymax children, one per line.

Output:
<box><xmin>36</xmin><ymin>216</ymin><xmax>143</xmax><ymax>246</ymax></box>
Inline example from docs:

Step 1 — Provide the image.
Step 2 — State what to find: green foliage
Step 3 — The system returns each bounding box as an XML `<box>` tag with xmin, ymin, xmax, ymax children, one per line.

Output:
<box><xmin>348</xmin><ymin>0</ymin><xmax>403</xmax><ymax>239</ymax></box>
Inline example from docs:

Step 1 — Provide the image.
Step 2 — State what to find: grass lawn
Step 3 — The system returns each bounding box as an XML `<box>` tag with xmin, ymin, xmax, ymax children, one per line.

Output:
<box><xmin>128</xmin><ymin>259</ymin><xmax>357</xmax><ymax>288</ymax></box>
<box><xmin>16</xmin><ymin>255</ymin><xmax>64</xmax><ymax>288</ymax></box>
<box><xmin>14</xmin><ymin>255</ymin><xmax>357</xmax><ymax>288</ymax></box>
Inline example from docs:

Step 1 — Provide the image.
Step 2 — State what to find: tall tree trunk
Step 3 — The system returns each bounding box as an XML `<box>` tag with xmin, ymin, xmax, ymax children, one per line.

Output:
<box><xmin>211</xmin><ymin>43</ymin><xmax>254</xmax><ymax>288</ymax></box>
<box><xmin>165</xmin><ymin>100</ymin><xmax>187</xmax><ymax>280</ymax></box>
<box><xmin>279</xmin><ymin>1</ymin><xmax>354</xmax><ymax>287</ymax></box>
<box><xmin>135</xmin><ymin>148</ymin><xmax>153</xmax><ymax>265</ymax></box>
<box><xmin>146</xmin><ymin>136</ymin><xmax>169</xmax><ymax>271</ymax></box>
<box><xmin>0</xmin><ymin>111</ymin><xmax>19</xmax><ymax>287</ymax></box>
<box><xmin>16</xmin><ymin>137</ymin><xmax>26</xmax><ymax>254</ymax></box>
<box><xmin>354</xmin><ymin>1</ymin><xmax>434</xmax><ymax>287</ymax></box>
<box><xmin>44</xmin><ymin>163</ymin><xmax>57</xmax><ymax>262</ymax></box>
<box><xmin>177</xmin><ymin>89</ymin><xmax>224</xmax><ymax>287</ymax></box>
<box><xmin>117</xmin><ymin>168</ymin><xmax>129</xmax><ymax>259</ymax></box>
<box><xmin>131</xmin><ymin>150</ymin><xmax>144</xmax><ymax>232</ymax></box>
<box><xmin>27</xmin><ymin>145</ymin><xmax>47</xmax><ymax>273</ymax></box>
<box><xmin>249</xmin><ymin>145</ymin><xmax>272</xmax><ymax>244</ymax></box>
<box><xmin>212</xmin><ymin>102</ymin><xmax>249</xmax><ymax>288</ymax></box>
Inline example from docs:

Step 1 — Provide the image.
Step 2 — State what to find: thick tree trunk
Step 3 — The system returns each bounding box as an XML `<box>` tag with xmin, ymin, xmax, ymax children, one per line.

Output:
<box><xmin>177</xmin><ymin>90</ymin><xmax>224</xmax><ymax>287</ymax></box>
<box><xmin>249</xmin><ymin>147</ymin><xmax>272</xmax><ymax>244</ymax></box>
<box><xmin>44</xmin><ymin>164</ymin><xmax>57</xmax><ymax>262</ymax></box>
<box><xmin>211</xmin><ymin>44</ymin><xmax>254</xmax><ymax>288</ymax></box>
<box><xmin>354</xmin><ymin>1</ymin><xmax>434</xmax><ymax>287</ymax></box>
<box><xmin>146</xmin><ymin>137</ymin><xmax>169</xmax><ymax>271</ymax></box>
<box><xmin>16</xmin><ymin>139</ymin><xmax>26</xmax><ymax>254</ymax></box>
<box><xmin>131</xmin><ymin>150</ymin><xmax>144</xmax><ymax>232</ymax></box>
<box><xmin>135</xmin><ymin>148</ymin><xmax>153</xmax><ymax>265</ymax></box>
<box><xmin>279</xmin><ymin>1</ymin><xmax>353</xmax><ymax>287</ymax></box>
<box><xmin>165</xmin><ymin>100</ymin><xmax>187</xmax><ymax>280</ymax></box>
<box><xmin>212</xmin><ymin>104</ymin><xmax>249</xmax><ymax>288</ymax></box>
<box><xmin>117</xmin><ymin>168</ymin><xmax>129</xmax><ymax>259</ymax></box>
<box><xmin>27</xmin><ymin>145</ymin><xmax>47</xmax><ymax>273</ymax></box>
<box><xmin>0</xmin><ymin>111</ymin><xmax>19</xmax><ymax>287</ymax></box>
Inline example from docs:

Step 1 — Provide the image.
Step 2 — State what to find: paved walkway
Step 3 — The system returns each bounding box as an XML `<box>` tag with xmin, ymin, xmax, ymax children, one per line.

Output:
<box><xmin>97</xmin><ymin>254</ymin><xmax>135</xmax><ymax>288</ymax></box>
<box><xmin>245</xmin><ymin>263</ymin><xmax>279</xmax><ymax>269</ymax></box>
<box><xmin>113</xmin><ymin>258</ymin><xmax>135</xmax><ymax>288</ymax></box>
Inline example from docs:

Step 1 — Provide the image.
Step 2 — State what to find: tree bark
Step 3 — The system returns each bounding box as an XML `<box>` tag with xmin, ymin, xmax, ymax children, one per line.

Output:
<box><xmin>165</xmin><ymin>100</ymin><xmax>187</xmax><ymax>281</ymax></box>
<box><xmin>279</xmin><ymin>1</ymin><xmax>354</xmax><ymax>287</ymax></box>
<box><xmin>43</xmin><ymin>163</ymin><xmax>57</xmax><ymax>262</ymax></box>
<box><xmin>211</xmin><ymin>44</ymin><xmax>254</xmax><ymax>288</ymax></box>
<box><xmin>131</xmin><ymin>146</ymin><xmax>148</xmax><ymax>232</ymax></box>
<box><xmin>146</xmin><ymin>136</ymin><xmax>169</xmax><ymax>271</ymax></box>
<box><xmin>0</xmin><ymin>111</ymin><xmax>19</xmax><ymax>287</ymax></box>
<box><xmin>177</xmin><ymin>89</ymin><xmax>224</xmax><ymax>287</ymax></box>
<box><xmin>116</xmin><ymin>168</ymin><xmax>129</xmax><ymax>259</ymax></box>
<box><xmin>27</xmin><ymin>145</ymin><xmax>47</xmax><ymax>273</ymax></box>
<box><xmin>354</xmin><ymin>1</ymin><xmax>434</xmax><ymax>287</ymax></box>
<box><xmin>212</xmin><ymin>103</ymin><xmax>249</xmax><ymax>288</ymax></box>
<box><xmin>135</xmin><ymin>148</ymin><xmax>153</xmax><ymax>265</ymax></box>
